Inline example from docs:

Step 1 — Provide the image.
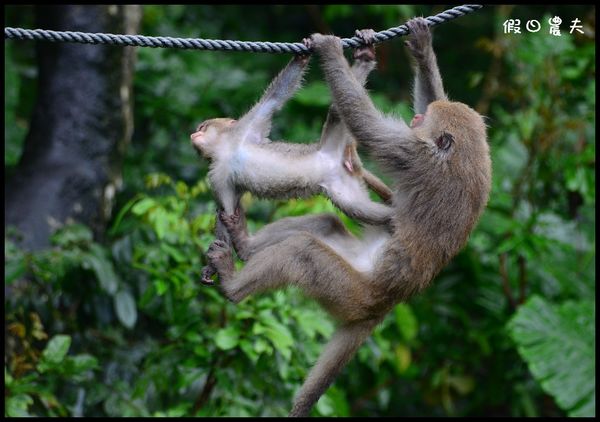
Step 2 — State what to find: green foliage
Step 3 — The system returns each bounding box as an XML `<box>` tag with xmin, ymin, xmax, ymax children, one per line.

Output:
<box><xmin>508</xmin><ymin>296</ymin><xmax>595</xmax><ymax>417</ymax></box>
<box><xmin>4</xmin><ymin>4</ymin><xmax>595</xmax><ymax>418</ymax></box>
<box><xmin>5</xmin><ymin>333</ymin><xmax>98</xmax><ymax>417</ymax></box>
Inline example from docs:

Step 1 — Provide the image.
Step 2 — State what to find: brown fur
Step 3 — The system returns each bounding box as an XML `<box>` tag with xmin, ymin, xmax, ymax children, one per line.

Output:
<box><xmin>207</xmin><ymin>19</ymin><xmax>492</xmax><ymax>416</ymax></box>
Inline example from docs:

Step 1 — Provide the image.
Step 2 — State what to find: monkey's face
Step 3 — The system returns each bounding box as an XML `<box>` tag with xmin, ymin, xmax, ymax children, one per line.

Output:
<box><xmin>419</xmin><ymin>101</ymin><xmax>488</xmax><ymax>162</ymax></box>
<box><xmin>190</xmin><ymin>118</ymin><xmax>236</xmax><ymax>157</ymax></box>
<box><xmin>417</xmin><ymin>100</ymin><xmax>491</xmax><ymax>210</ymax></box>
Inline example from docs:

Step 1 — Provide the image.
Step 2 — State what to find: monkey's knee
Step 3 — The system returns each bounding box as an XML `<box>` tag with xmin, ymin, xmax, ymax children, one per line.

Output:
<box><xmin>318</xmin><ymin>214</ymin><xmax>347</xmax><ymax>236</ymax></box>
<box><xmin>219</xmin><ymin>283</ymin><xmax>244</xmax><ymax>304</ymax></box>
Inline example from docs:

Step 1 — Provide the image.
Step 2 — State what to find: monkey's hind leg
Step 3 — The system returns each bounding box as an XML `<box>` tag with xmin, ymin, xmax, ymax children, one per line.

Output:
<box><xmin>220</xmin><ymin>211</ymin><xmax>352</xmax><ymax>262</ymax></box>
<box><xmin>211</xmin><ymin>233</ymin><xmax>373</xmax><ymax>322</ymax></box>
<box><xmin>219</xmin><ymin>208</ymin><xmax>251</xmax><ymax>261</ymax></box>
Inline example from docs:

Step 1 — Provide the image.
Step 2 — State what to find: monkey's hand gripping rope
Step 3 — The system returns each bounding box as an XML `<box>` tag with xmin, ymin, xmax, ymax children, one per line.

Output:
<box><xmin>5</xmin><ymin>5</ymin><xmax>482</xmax><ymax>54</ymax></box>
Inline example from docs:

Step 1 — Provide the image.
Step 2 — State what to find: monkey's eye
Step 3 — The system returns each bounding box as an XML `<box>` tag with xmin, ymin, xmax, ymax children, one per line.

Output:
<box><xmin>435</xmin><ymin>132</ymin><xmax>454</xmax><ymax>151</ymax></box>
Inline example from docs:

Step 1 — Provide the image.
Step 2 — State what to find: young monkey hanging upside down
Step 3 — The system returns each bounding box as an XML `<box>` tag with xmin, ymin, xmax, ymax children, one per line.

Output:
<box><xmin>190</xmin><ymin>29</ymin><xmax>393</xmax><ymax>226</ymax></box>
<box><xmin>192</xmin><ymin>30</ymin><xmax>392</xmax><ymax>283</ymax></box>
<box><xmin>206</xmin><ymin>18</ymin><xmax>492</xmax><ymax>417</ymax></box>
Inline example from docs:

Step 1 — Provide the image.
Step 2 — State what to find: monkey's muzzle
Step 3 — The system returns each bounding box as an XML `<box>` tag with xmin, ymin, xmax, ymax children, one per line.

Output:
<box><xmin>410</xmin><ymin>114</ymin><xmax>424</xmax><ymax>128</ymax></box>
<box><xmin>190</xmin><ymin>131</ymin><xmax>204</xmax><ymax>148</ymax></box>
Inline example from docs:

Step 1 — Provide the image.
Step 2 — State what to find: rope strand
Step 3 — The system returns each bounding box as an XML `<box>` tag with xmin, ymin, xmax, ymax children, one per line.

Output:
<box><xmin>4</xmin><ymin>5</ymin><xmax>482</xmax><ymax>54</ymax></box>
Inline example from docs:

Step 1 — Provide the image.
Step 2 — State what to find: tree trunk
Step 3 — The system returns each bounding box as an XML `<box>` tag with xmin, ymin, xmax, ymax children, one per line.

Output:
<box><xmin>5</xmin><ymin>5</ymin><xmax>141</xmax><ymax>250</ymax></box>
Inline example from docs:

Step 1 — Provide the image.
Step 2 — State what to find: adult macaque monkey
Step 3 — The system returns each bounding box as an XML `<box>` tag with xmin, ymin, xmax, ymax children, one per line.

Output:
<box><xmin>193</xmin><ymin>30</ymin><xmax>392</xmax><ymax>283</ymax></box>
<box><xmin>207</xmin><ymin>18</ymin><xmax>492</xmax><ymax>417</ymax></box>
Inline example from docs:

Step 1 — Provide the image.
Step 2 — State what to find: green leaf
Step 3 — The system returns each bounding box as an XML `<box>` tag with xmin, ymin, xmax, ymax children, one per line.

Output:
<box><xmin>6</xmin><ymin>394</ymin><xmax>33</xmax><ymax>417</ymax></box>
<box><xmin>49</xmin><ymin>223</ymin><xmax>93</xmax><ymax>247</ymax></box>
<box><xmin>109</xmin><ymin>194</ymin><xmax>142</xmax><ymax>235</ymax></box>
<box><xmin>394</xmin><ymin>304</ymin><xmax>418</xmax><ymax>342</ymax></box>
<box><xmin>131</xmin><ymin>197</ymin><xmax>157</xmax><ymax>216</ymax></box>
<box><xmin>114</xmin><ymin>290</ymin><xmax>137</xmax><ymax>329</ymax></box>
<box><xmin>294</xmin><ymin>308</ymin><xmax>333</xmax><ymax>338</ymax></box>
<box><xmin>4</xmin><ymin>256</ymin><xmax>26</xmax><ymax>285</ymax></box>
<box><xmin>160</xmin><ymin>243</ymin><xmax>186</xmax><ymax>263</ymax></box>
<box><xmin>215</xmin><ymin>326</ymin><xmax>240</xmax><ymax>350</ymax></box>
<box><xmin>69</xmin><ymin>354</ymin><xmax>99</xmax><ymax>373</ymax></box>
<box><xmin>253</xmin><ymin>312</ymin><xmax>294</xmax><ymax>359</ymax></box>
<box><xmin>40</xmin><ymin>335</ymin><xmax>71</xmax><ymax>369</ymax></box>
<box><xmin>149</xmin><ymin>207</ymin><xmax>169</xmax><ymax>240</ymax></box>
<box><xmin>83</xmin><ymin>244</ymin><xmax>119</xmax><ymax>295</ymax></box>
<box><xmin>5</xmin><ymin>367</ymin><xmax>13</xmax><ymax>386</ymax></box>
<box><xmin>253</xmin><ymin>337</ymin><xmax>273</xmax><ymax>356</ymax></box>
<box><xmin>508</xmin><ymin>296</ymin><xmax>595</xmax><ymax>416</ymax></box>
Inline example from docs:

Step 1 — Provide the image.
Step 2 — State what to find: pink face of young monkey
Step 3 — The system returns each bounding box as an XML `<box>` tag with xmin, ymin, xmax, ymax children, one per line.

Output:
<box><xmin>190</xmin><ymin>118</ymin><xmax>236</xmax><ymax>157</ymax></box>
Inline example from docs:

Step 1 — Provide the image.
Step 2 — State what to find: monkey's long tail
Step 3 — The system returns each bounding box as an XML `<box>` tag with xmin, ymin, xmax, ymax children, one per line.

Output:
<box><xmin>288</xmin><ymin>318</ymin><xmax>381</xmax><ymax>417</ymax></box>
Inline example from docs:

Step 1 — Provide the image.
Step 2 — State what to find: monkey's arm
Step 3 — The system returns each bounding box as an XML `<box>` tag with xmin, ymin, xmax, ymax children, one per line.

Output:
<box><xmin>236</xmin><ymin>55</ymin><xmax>309</xmax><ymax>143</ymax></box>
<box><xmin>311</xmin><ymin>34</ymin><xmax>415</xmax><ymax>172</ymax></box>
<box><xmin>319</xmin><ymin>44</ymin><xmax>376</xmax><ymax>146</ymax></box>
<box><xmin>405</xmin><ymin>18</ymin><xmax>447</xmax><ymax>114</ymax></box>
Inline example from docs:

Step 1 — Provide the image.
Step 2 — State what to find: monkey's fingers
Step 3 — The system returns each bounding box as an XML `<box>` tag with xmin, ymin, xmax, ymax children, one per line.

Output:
<box><xmin>200</xmin><ymin>264</ymin><xmax>216</xmax><ymax>286</ymax></box>
<box><xmin>405</xmin><ymin>17</ymin><xmax>432</xmax><ymax>57</ymax></box>
<box><xmin>302</xmin><ymin>37</ymin><xmax>313</xmax><ymax>50</ymax></box>
<box><xmin>353</xmin><ymin>29</ymin><xmax>376</xmax><ymax>61</ymax></box>
<box><xmin>355</xmin><ymin>28</ymin><xmax>377</xmax><ymax>45</ymax></box>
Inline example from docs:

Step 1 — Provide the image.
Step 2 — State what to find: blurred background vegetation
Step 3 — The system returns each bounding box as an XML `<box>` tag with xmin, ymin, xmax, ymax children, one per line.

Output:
<box><xmin>4</xmin><ymin>5</ymin><xmax>595</xmax><ymax>417</ymax></box>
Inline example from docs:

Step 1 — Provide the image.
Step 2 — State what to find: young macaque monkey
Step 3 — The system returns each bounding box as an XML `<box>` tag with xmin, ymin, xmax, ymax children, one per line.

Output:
<box><xmin>190</xmin><ymin>29</ymin><xmax>393</xmax><ymax>224</ymax></box>
<box><xmin>193</xmin><ymin>30</ymin><xmax>392</xmax><ymax>283</ymax></box>
<box><xmin>206</xmin><ymin>18</ymin><xmax>492</xmax><ymax>417</ymax></box>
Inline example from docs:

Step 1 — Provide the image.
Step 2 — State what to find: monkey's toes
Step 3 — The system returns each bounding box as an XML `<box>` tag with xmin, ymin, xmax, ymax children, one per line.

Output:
<box><xmin>207</xmin><ymin>239</ymin><xmax>230</xmax><ymax>255</ymax></box>
<box><xmin>407</xmin><ymin>17</ymin><xmax>430</xmax><ymax>31</ymax></box>
<box><xmin>355</xmin><ymin>28</ymin><xmax>377</xmax><ymax>45</ymax></box>
<box><xmin>200</xmin><ymin>265</ymin><xmax>216</xmax><ymax>286</ymax></box>
<box><xmin>206</xmin><ymin>240</ymin><xmax>234</xmax><ymax>280</ymax></box>
<box><xmin>353</xmin><ymin>29</ymin><xmax>377</xmax><ymax>61</ymax></box>
<box><xmin>302</xmin><ymin>37</ymin><xmax>313</xmax><ymax>49</ymax></box>
<box><xmin>219</xmin><ymin>209</ymin><xmax>243</xmax><ymax>232</ymax></box>
<box><xmin>406</xmin><ymin>17</ymin><xmax>431</xmax><ymax>41</ymax></box>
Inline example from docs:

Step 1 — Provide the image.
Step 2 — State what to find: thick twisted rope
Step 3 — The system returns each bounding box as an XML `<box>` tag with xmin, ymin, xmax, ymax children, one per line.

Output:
<box><xmin>5</xmin><ymin>5</ymin><xmax>482</xmax><ymax>54</ymax></box>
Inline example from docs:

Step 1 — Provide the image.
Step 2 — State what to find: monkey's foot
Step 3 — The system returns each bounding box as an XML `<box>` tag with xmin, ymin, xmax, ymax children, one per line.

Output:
<box><xmin>200</xmin><ymin>264</ymin><xmax>216</xmax><ymax>286</ymax></box>
<box><xmin>404</xmin><ymin>18</ymin><xmax>432</xmax><ymax>61</ymax></box>
<box><xmin>294</xmin><ymin>46</ymin><xmax>311</xmax><ymax>66</ymax></box>
<box><xmin>219</xmin><ymin>208</ymin><xmax>251</xmax><ymax>261</ymax></box>
<box><xmin>206</xmin><ymin>240</ymin><xmax>234</xmax><ymax>283</ymax></box>
<box><xmin>302</xmin><ymin>37</ymin><xmax>313</xmax><ymax>50</ymax></box>
<box><xmin>353</xmin><ymin>29</ymin><xmax>377</xmax><ymax>61</ymax></box>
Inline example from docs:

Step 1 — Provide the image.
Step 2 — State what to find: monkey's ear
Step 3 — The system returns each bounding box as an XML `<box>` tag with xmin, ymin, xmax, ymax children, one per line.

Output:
<box><xmin>435</xmin><ymin>132</ymin><xmax>454</xmax><ymax>151</ymax></box>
